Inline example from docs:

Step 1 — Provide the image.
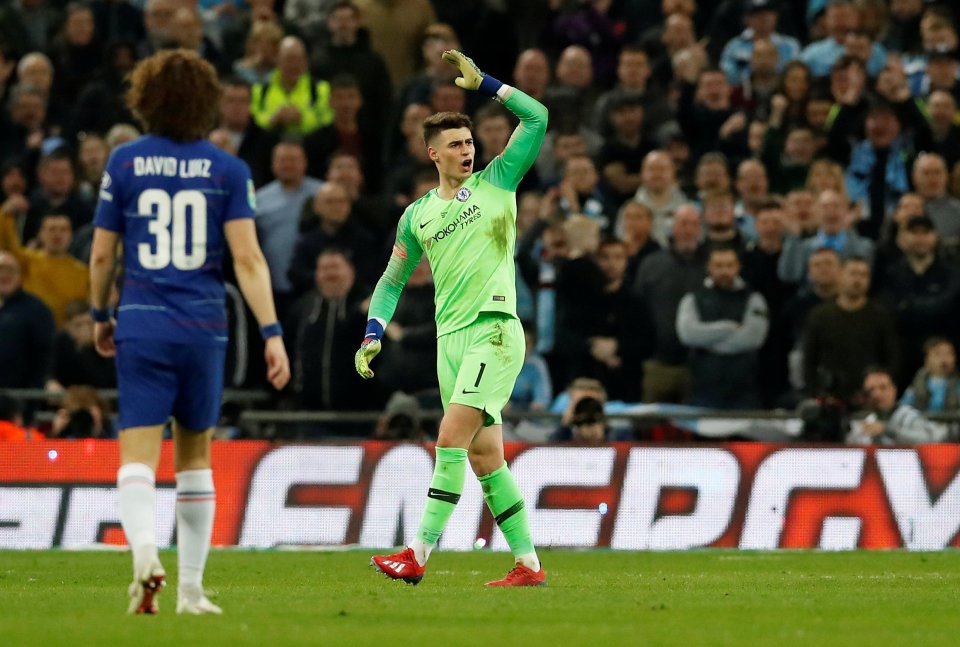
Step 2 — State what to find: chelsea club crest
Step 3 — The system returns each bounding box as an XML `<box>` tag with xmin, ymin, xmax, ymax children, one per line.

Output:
<box><xmin>456</xmin><ymin>187</ymin><xmax>472</xmax><ymax>202</ymax></box>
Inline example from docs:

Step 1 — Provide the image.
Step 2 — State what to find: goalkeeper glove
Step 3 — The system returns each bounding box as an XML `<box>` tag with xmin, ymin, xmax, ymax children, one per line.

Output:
<box><xmin>355</xmin><ymin>319</ymin><xmax>384</xmax><ymax>379</ymax></box>
<box><xmin>441</xmin><ymin>49</ymin><xmax>504</xmax><ymax>97</ymax></box>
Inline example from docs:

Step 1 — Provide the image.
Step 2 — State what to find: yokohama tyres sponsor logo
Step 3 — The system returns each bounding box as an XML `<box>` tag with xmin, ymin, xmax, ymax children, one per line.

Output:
<box><xmin>2</xmin><ymin>442</ymin><xmax>960</xmax><ymax>550</ymax></box>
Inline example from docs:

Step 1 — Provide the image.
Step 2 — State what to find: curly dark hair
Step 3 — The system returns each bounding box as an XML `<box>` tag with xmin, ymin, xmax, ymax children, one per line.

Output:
<box><xmin>126</xmin><ymin>49</ymin><xmax>221</xmax><ymax>142</ymax></box>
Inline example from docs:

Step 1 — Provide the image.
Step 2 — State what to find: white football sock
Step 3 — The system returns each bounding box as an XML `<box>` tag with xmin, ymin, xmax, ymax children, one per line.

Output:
<box><xmin>176</xmin><ymin>469</ymin><xmax>216</xmax><ymax>590</ymax></box>
<box><xmin>517</xmin><ymin>552</ymin><xmax>541</xmax><ymax>572</ymax></box>
<box><xmin>409</xmin><ymin>538</ymin><xmax>433</xmax><ymax>566</ymax></box>
<box><xmin>117</xmin><ymin>463</ymin><xmax>158</xmax><ymax>576</ymax></box>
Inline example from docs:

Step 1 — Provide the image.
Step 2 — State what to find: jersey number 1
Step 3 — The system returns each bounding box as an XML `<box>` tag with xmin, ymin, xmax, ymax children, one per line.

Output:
<box><xmin>138</xmin><ymin>189</ymin><xmax>207</xmax><ymax>270</ymax></box>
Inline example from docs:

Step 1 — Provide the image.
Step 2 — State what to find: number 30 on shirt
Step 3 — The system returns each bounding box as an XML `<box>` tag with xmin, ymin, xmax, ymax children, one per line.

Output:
<box><xmin>137</xmin><ymin>189</ymin><xmax>207</xmax><ymax>271</ymax></box>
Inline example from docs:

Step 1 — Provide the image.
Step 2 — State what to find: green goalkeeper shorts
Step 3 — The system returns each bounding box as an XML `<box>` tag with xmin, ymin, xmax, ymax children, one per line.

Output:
<box><xmin>437</xmin><ymin>313</ymin><xmax>525</xmax><ymax>427</ymax></box>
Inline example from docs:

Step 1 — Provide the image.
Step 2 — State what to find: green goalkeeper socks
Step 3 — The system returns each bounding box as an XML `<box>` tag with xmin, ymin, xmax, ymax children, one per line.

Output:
<box><xmin>415</xmin><ymin>447</ymin><xmax>469</xmax><ymax>546</ymax></box>
<box><xmin>479</xmin><ymin>463</ymin><xmax>536</xmax><ymax>558</ymax></box>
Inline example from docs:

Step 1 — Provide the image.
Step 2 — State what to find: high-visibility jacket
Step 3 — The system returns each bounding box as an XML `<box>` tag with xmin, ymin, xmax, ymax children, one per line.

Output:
<box><xmin>251</xmin><ymin>71</ymin><xmax>333</xmax><ymax>135</ymax></box>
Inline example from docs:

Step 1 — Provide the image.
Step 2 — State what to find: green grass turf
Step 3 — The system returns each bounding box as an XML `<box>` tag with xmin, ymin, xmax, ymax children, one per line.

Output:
<box><xmin>2</xmin><ymin>550</ymin><xmax>960</xmax><ymax>647</ymax></box>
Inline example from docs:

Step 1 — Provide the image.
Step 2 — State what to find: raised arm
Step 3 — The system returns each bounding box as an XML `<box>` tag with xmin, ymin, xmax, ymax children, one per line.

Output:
<box><xmin>483</xmin><ymin>88</ymin><xmax>548</xmax><ymax>192</ymax></box>
<box><xmin>441</xmin><ymin>49</ymin><xmax>548</xmax><ymax>193</ymax></box>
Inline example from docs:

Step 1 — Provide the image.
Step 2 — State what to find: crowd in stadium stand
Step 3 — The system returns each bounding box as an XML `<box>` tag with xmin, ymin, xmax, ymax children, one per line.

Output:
<box><xmin>1</xmin><ymin>0</ymin><xmax>960</xmax><ymax>442</ymax></box>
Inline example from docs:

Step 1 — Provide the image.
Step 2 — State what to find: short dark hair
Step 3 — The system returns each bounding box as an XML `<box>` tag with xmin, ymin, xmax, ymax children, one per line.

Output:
<box><xmin>422</xmin><ymin>111</ymin><xmax>473</xmax><ymax>146</ymax></box>
<box><xmin>64</xmin><ymin>299</ymin><xmax>90</xmax><ymax>320</ymax></box>
<box><xmin>862</xmin><ymin>365</ymin><xmax>893</xmax><ymax>382</ymax></box>
<box><xmin>843</xmin><ymin>255</ymin><xmax>871</xmax><ymax>269</ymax></box>
<box><xmin>755</xmin><ymin>197</ymin><xmax>785</xmax><ymax>215</ymax></box>
<box><xmin>330</xmin><ymin>74</ymin><xmax>360</xmax><ymax>91</ymax></box>
<box><xmin>708</xmin><ymin>243</ymin><xmax>740</xmax><ymax>259</ymax></box>
<box><xmin>328</xmin><ymin>0</ymin><xmax>359</xmax><ymax>15</ymax></box>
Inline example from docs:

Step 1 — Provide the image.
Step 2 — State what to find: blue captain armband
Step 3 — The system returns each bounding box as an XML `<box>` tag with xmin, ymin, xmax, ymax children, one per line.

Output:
<box><xmin>364</xmin><ymin>319</ymin><xmax>384</xmax><ymax>342</ymax></box>
<box><xmin>478</xmin><ymin>74</ymin><xmax>504</xmax><ymax>98</ymax></box>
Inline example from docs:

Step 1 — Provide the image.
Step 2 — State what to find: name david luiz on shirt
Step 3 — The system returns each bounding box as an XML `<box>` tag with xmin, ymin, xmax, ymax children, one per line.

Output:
<box><xmin>132</xmin><ymin>156</ymin><xmax>213</xmax><ymax>178</ymax></box>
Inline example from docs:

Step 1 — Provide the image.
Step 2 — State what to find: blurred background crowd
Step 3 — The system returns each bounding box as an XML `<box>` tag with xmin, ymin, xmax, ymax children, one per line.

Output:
<box><xmin>0</xmin><ymin>0</ymin><xmax>959</xmax><ymax>444</ymax></box>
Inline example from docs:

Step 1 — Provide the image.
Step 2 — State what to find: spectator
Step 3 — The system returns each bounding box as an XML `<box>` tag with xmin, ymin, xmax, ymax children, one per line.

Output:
<box><xmin>927</xmin><ymin>89</ymin><xmax>960</xmax><ymax>171</ymax></box>
<box><xmin>75</xmin><ymin>132</ymin><xmax>109</xmax><ymax>204</ymax></box>
<box><xmin>803</xmin><ymin>257</ymin><xmax>899</xmax><ymax>403</ymax></box>
<box><xmin>325</xmin><ymin>150</ymin><xmax>392</xmax><ymax>237</ymax></box>
<box><xmin>847</xmin><ymin>367</ymin><xmax>944</xmax><ymax>444</ymax></box>
<box><xmin>779</xmin><ymin>246</ymin><xmax>842</xmax><ymax>399</ymax></box>
<box><xmin>554</xmin><ymin>215</ymin><xmax>604</xmax><ymax>383</ymax></box>
<box><xmin>397</xmin><ymin>22</ymin><xmax>460</xmax><ymax>109</ymax></box>
<box><xmin>761</xmin><ymin>94</ymin><xmax>816</xmax><ymax>194</ymax></box>
<box><xmin>720</xmin><ymin>0</ymin><xmax>800</xmax><ymax>87</ymax></box>
<box><xmin>311</xmin><ymin>1</ymin><xmax>393</xmax><ymax>143</ymax></box>
<box><xmin>632</xmin><ymin>204</ymin><xmax>707</xmax><ymax>403</ymax></box>
<box><xmin>676</xmin><ymin>65</ymin><xmax>736</xmax><ymax>164</ymax></box>
<box><xmin>593</xmin><ymin>45</ymin><xmax>671</xmax><ymax>137</ymax></box>
<box><xmin>702</xmin><ymin>190</ymin><xmax>747</xmax><ymax>258</ymax></box>
<box><xmin>742</xmin><ymin>200</ymin><xmax>793</xmax><ymax>405</ymax></box>
<box><xmin>843</xmin><ymin>98</ymin><xmax>915</xmax><ymax>239</ymax></box>
<box><xmin>776</xmin><ymin>60</ymin><xmax>813</xmax><ymax>127</ymax></box>
<box><xmin>544</xmin><ymin>45</ymin><xmax>600</xmax><ymax>132</ymax></box>
<box><xmin>47</xmin><ymin>2</ymin><xmax>101</xmax><ymax>107</ymax></box>
<box><xmin>232</xmin><ymin>19</ymin><xmax>283</xmax><ymax>86</ymax></box>
<box><xmin>618</xmin><ymin>200</ymin><xmax>661</xmax><ymax>287</ymax></box>
<box><xmin>783</xmin><ymin>187</ymin><xmax>819</xmax><ymax>238</ymax></box>
<box><xmin>901</xmin><ymin>338</ymin><xmax>960</xmax><ymax>413</ymax></box>
<box><xmin>48</xmin><ymin>299</ymin><xmax>116</xmax><ymax>390</ymax></box>
<box><xmin>254</xmin><ymin>140</ymin><xmax>323</xmax><ymax>318</ymax></box>
<box><xmin>677</xmin><ymin>245</ymin><xmax>769</xmax><ymax>408</ymax></box>
<box><xmin>778</xmin><ymin>188</ymin><xmax>875</xmax><ymax>284</ymax></box>
<box><xmin>512</xmin><ymin>48</ymin><xmax>550</xmax><ymax>102</ymax></box>
<box><xmin>288</xmin><ymin>181</ymin><xmax>379</xmax><ymax>294</ymax></box>
<box><xmin>692</xmin><ymin>152</ymin><xmax>732</xmax><ymax>203</ymax></box>
<box><xmin>511</xmin><ymin>328</ymin><xmax>552</xmax><ymax>413</ymax></box>
<box><xmin>597</xmin><ymin>93</ymin><xmax>653</xmax><ymax>208</ymax></box>
<box><xmin>24</xmin><ymin>150</ymin><xmax>94</xmax><ymax>244</ymax></box>
<box><xmin>0</xmin><ymin>83</ymin><xmax>50</xmax><ymax>165</ymax></box>
<box><xmin>729</xmin><ymin>38</ymin><xmax>781</xmax><ymax>120</ymax></box>
<box><xmin>800</xmin><ymin>0</ymin><xmax>887</xmax><ymax>78</ymax></box>
<box><xmin>65</xmin><ymin>42</ymin><xmax>138</xmax><ymax>141</ymax></box>
<box><xmin>217</xmin><ymin>77</ymin><xmax>278</xmax><ymax>188</ymax></box>
<box><xmin>47</xmin><ymin>385</ymin><xmax>113</xmax><ymax>438</ymax></box>
<box><xmin>912</xmin><ymin>153</ymin><xmax>960</xmax><ymax>243</ymax></box>
<box><xmin>633</xmin><ymin>149</ymin><xmax>687</xmax><ymax>246</ymax></box>
<box><xmin>556</xmin><ymin>155</ymin><xmax>608</xmax><ymax>227</ymax></box>
<box><xmin>374</xmin><ymin>391</ymin><xmax>427</xmax><ymax>441</ymax></box>
<box><xmin>877</xmin><ymin>215</ymin><xmax>960</xmax><ymax>385</ymax></box>
<box><xmin>169</xmin><ymin>6</ymin><xmax>226</xmax><ymax>72</ymax></box>
<box><xmin>371</xmin><ymin>258</ymin><xmax>436</xmax><ymax>396</ymax></box>
<box><xmin>251</xmin><ymin>36</ymin><xmax>334</xmax><ymax>136</ymax></box>
<box><xmin>550</xmin><ymin>396</ymin><xmax>608</xmax><ymax>445</ymax></box>
<box><xmin>874</xmin><ymin>191</ymin><xmax>924</xmax><ymax>278</ymax></box>
<box><xmin>733</xmin><ymin>159</ymin><xmax>770</xmax><ymax>241</ymax></box>
<box><xmin>354</xmin><ymin>0</ymin><xmax>437</xmax><ymax>91</ymax></box>
<box><xmin>0</xmin><ymin>209</ymin><xmax>88</xmax><ymax>326</ymax></box>
<box><xmin>304</xmin><ymin>74</ymin><xmax>381</xmax><ymax>187</ymax></box>
<box><xmin>0</xmin><ymin>251</ymin><xmax>55</xmax><ymax>389</ymax></box>
<box><xmin>286</xmin><ymin>248</ymin><xmax>374</xmax><ymax>422</ymax></box>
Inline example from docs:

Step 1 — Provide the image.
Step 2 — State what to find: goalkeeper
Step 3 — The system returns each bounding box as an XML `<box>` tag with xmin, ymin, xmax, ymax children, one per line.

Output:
<box><xmin>356</xmin><ymin>50</ymin><xmax>548</xmax><ymax>587</ymax></box>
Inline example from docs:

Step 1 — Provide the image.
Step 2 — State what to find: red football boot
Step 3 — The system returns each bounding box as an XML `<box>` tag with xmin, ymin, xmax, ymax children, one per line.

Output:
<box><xmin>485</xmin><ymin>563</ymin><xmax>547</xmax><ymax>587</ymax></box>
<box><xmin>371</xmin><ymin>548</ymin><xmax>426</xmax><ymax>585</ymax></box>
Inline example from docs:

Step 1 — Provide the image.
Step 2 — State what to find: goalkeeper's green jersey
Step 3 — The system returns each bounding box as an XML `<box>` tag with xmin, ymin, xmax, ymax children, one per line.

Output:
<box><xmin>368</xmin><ymin>88</ymin><xmax>547</xmax><ymax>337</ymax></box>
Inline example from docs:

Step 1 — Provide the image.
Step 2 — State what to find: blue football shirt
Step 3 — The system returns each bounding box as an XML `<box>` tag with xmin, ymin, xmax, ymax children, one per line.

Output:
<box><xmin>94</xmin><ymin>135</ymin><xmax>256</xmax><ymax>346</ymax></box>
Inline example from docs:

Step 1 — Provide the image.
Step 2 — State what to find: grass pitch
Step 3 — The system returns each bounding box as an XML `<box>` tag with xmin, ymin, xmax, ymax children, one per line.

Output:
<box><xmin>2</xmin><ymin>550</ymin><xmax>959</xmax><ymax>646</ymax></box>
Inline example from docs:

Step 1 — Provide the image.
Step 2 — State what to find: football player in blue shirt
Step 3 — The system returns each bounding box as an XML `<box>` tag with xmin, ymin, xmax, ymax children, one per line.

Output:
<box><xmin>89</xmin><ymin>50</ymin><xmax>291</xmax><ymax>616</ymax></box>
